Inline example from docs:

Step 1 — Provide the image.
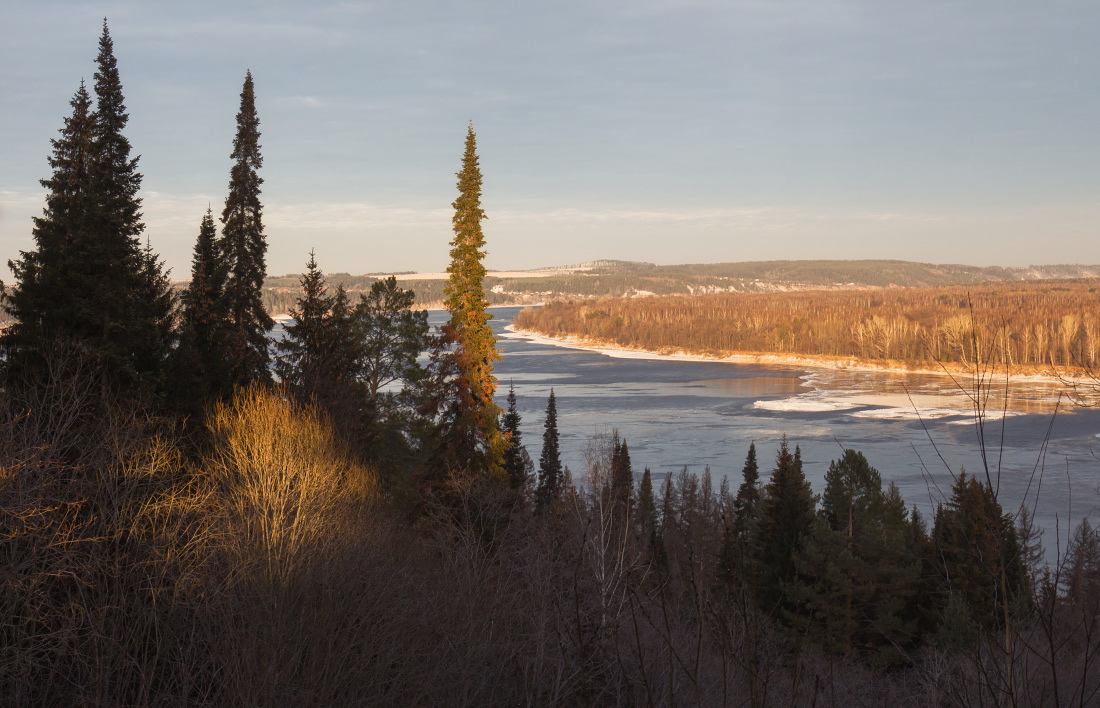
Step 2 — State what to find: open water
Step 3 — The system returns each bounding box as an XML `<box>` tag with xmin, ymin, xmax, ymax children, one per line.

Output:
<box><xmin>474</xmin><ymin>306</ymin><xmax>1100</xmax><ymax>556</ymax></box>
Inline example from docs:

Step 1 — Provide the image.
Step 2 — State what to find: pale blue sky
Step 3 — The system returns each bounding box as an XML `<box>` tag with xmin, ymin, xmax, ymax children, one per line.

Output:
<box><xmin>2</xmin><ymin>0</ymin><xmax>1098</xmax><ymax>277</ymax></box>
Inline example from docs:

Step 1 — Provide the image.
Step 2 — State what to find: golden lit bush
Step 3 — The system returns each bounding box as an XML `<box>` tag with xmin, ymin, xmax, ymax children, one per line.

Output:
<box><xmin>205</xmin><ymin>385</ymin><xmax>379</xmax><ymax>589</ymax></box>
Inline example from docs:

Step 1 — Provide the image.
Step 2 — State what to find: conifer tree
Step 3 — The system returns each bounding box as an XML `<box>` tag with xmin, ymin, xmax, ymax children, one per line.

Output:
<box><xmin>4</xmin><ymin>23</ymin><xmax>173</xmax><ymax>395</ymax></box>
<box><xmin>610</xmin><ymin>435</ymin><xmax>634</xmax><ymax>511</ymax></box>
<box><xmin>275</xmin><ymin>250</ymin><xmax>334</xmax><ymax>389</ymax></box>
<box><xmin>1061</xmin><ymin>518</ymin><xmax>1100</xmax><ymax>606</ymax></box>
<box><xmin>173</xmin><ymin>208</ymin><xmax>229</xmax><ymax>408</ymax></box>
<box><xmin>792</xmin><ymin>452</ymin><xmax>920</xmax><ymax>659</ymax></box>
<box><xmin>535</xmin><ymin>389</ymin><xmax>563</xmax><ymax>512</ymax></box>
<box><xmin>2</xmin><ymin>82</ymin><xmax>97</xmax><ymax>384</ymax></box>
<box><xmin>89</xmin><ymin>20</ymin><xmax>174</xmax><ymax>392</ymax></box>
<box><xmin>733</xmin><ymin>441</ymin><xmax>760</xmax><ymax>536</ymax></box>
<box><xmin>355</xmin><ymin>276</ymin><xmax>430</xmax><ymax>408</ymax></box>
<box><xmin>636</xmin><ymin>467</ymin><xmax>657</xmax><ymax>534</ymax></box>
<box><xmin>932</xmin><ymin>471</ymin><xmax>1029</xmax><ymax>632</ymax></box>
<box><xmin>440</xmin><ymin>123</ymin><xmax>504</xmax><ymax>476</ymax></box>
<box><xmin>220</xmin><ymin>70</ymin><xmax>273</xmax><ymax>387</ymax></box>
<box><xmin>500</xmin><ymin>383</ymin><xmax>533</xmax><ymax>493</ymax></box>
<box><xmin>754</xmin><ymin>437</ymin><xmax>816</xmax><ymax>613</ymax></box>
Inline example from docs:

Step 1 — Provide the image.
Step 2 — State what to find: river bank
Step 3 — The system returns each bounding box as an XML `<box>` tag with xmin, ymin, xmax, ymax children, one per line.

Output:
<box><xmin>505</xmin><ymin>324</ymin><xmax>1091</xmax><ymax>389</ymax></box>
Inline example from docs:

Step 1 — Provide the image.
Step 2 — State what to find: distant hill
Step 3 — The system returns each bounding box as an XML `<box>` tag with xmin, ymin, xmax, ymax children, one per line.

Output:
<box><xmin>256</xmin><ymin>260</ymin><xmax>1100</xmax><ymax>314</ymax></box>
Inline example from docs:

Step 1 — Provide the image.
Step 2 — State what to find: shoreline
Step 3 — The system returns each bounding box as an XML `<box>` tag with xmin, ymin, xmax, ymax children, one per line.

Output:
<box><xmin>504</xmin><ymin>325</ymin><xmax>1086</xmax><ymax>387</ymax></box>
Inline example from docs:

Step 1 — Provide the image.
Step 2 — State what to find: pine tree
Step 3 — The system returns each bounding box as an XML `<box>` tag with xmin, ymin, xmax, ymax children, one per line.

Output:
<box><xmin>220</xmin><ymin>70</ymin><xmax>273</xmax><ymax>388</ymax></box>
<box><xmin>440</xmin><ymin>123</ymin><xmax>504</xmax><ymax>477</ymax></box>
<box><xmin>500</xmin><ymin>382</ymin><xmax>533</xmax><ymax>493</ymax></box>
<box><xmin>793</xmin><ymin>451</ymin><xmax>921</xmax><ymax>660</ymax></box>
<box><xmin>1061</xmin><ymin>518</ymin><xmax>1100</xmax><ymax>607</ymax></box>
<box><xmin>534</xmin><ymin>389</ymin><xmax>563</xmax><ymax>512</ymax></box>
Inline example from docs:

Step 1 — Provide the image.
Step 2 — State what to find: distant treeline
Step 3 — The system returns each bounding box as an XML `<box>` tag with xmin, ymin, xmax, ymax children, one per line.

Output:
<box><xmin>249</xmin><ymin>260</ymin><xmax>1100</xmax><ymax>314</ymax></box>
<box><xmin>515</xmin><ymin>279</ymin><xmax>1100</xmax><ymax>373</ymax></box>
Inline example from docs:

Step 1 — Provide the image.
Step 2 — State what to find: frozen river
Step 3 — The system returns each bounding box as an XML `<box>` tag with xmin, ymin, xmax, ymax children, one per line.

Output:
<box><xmin>475</xmin><ymin>306</ymin><xmax>1100</xmax><ymax>556</ymax></box>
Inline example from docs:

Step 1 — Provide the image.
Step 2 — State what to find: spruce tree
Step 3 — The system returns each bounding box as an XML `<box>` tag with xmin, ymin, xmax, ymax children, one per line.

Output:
<box><xmin>500</xmin><ymin>382</ymin><xmax>533</xmax><ymax>493</ymax></box>
<box><xmin>355</xmin><ymin>276</ymin><xmax>430</xmax><ymax>407</ymax></box>
<box><xmin>610</xmin><ymin>435</ymin><xmax>634</xmax><ymax>511</ymax></box>
<box><xmin>534</xmin><ymin>389</ymin><xmax>563</xmax><ymax>512</ymax></box>
<box><xmin>2</xmin><ymin>82</ymin><xmax>97</xmax><ymax>384</ymax></box>
<box><xmin>275</xmin><ymin>250</ymin><xmax>334</xmax><ymax>389</ymax></box>
<box><xmin>931</xmin><ymin>471</ymin><xmax>1029</xmax><ymax>632</ymax></box>
<box><xmin>4</xmin><ymin>22</ymin><xmax>173</xmax><ymax>396</ymax></box>
<box><xmin>754</xmin><ymin>437</ymin><xmax>816</xmax><ymax>613</ymax></box>
<box><xmin>636</xmin><ymin>467</ymin><xmax>664</xmax><ymax>563</ymax></box>
<box><xmin>441</xmin><ymin>123</ymin><xmax>504</xmax><ymax>477</ymax></box>
<box><xmin>793</xmin><ymin>451</ymin><xmax>921</xmax><ymax>660</ymax></box>
<box><xmin>733</xmin><ymin>441</ymin><xmax>760</xmax><ymax>536</ymax></box>
<box><xmin>220</xmin><ymin>70</ymin><xmax>273</xmax><ymax>387</ymax></box>
<box><xmin>89</xmin><ymin>20</ymin><xmax>174</xmax><ymax>393</ymax></box>
<box><xmin>173</xmin><ymin>208</ymin><xmax>229</xmax><ymax>409</ymax></box>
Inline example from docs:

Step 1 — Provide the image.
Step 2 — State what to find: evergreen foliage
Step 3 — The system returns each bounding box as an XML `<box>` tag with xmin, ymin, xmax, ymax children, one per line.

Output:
<box><xmin>439</xmin><ymin>123</ymin><xmax>504</xmax><ymax>477</ymax></box>
<box><xmin>792</xmin><ymin>451</ymin><xmax>921</xmax><ymax>661</ymax></box>
<box><xmin>732</xmin><ymin>441</ymin><xmax>760</xmax><ymax>536</ymax></box>
<box><xmin>1061</xmin><ymin>518</ymin><xmax>1100</xmax><ymax>605</ymax></box>
<box><xmin>355</xmin><ymin>276</ymin><xmax>430</xmax><ymax>410</ymax></box>
<box><xmin>635</xmin><ymin>467</ymin><xmax>659</xmax><ymax>556</ymax></box>
<box><xmin>931</xmin><ymin>471</ymin><xmax>1029</xmax><ymax>633</ymax></box>
<box><xmin>534</xmin><ymin>389</ymin><xmax>563</xmax><ymax>512</ymax></box>
<box><xmin>220</xmin><ymin>70</ymin><xmax>273</xmax><ymax>387</ymax></box>
<box><xmin>2</xmin><ymin>23</ymin><xmax>174</xmax><ymax>397</ymax></box>
<box><xmin>500</xmin><ymin>383</ymin><xmax>533</xmax><ymax>493</ymax></box>
<box><xmin>609</xmin><ymin>435</ymin><xmax>634</xmax><ymax>512</ymax></box>
<box><xmin>754</xmin><ymin>437</ymin><xmax>816</xmax><ymax>613</ymax></box>
<box><xmin>3</xmin><ymin>82</ymin><xmax>97</xmax><ymax>383</ymax></box>
<box><xmin>172</xmin><ymin>208</ymin><xmax>229</xmax><ymax>409</ymax></box>
<box><xmin>275</xmin><ymin>251</ymin><xmax>338</xmax><ymax>389</ymax></box>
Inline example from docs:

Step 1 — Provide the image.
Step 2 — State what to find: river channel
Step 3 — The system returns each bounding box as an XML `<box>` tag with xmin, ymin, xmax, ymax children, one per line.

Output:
<box><xmin>476</xmin><ymin>306</ymin><xmax>1099</xmax><ymax>555</ymax></box>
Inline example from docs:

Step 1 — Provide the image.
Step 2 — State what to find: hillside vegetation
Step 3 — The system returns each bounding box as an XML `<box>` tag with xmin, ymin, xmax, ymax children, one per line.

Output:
<box><xmin>254</xmin><ymin>259</ymin><xmax>1100</xmax><ymax>314</ymax></box>
<box><xmin>514</xmin><ymin>278</ymin><xmax>1100</xmax><ymax>375</ymax></box>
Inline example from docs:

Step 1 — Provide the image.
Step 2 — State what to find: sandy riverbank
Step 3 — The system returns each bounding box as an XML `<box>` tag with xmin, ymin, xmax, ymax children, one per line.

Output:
<box><xmin>503</xmin><ymin>324</ymin><xmax>1089</xmax><ymax>388</ymax></box>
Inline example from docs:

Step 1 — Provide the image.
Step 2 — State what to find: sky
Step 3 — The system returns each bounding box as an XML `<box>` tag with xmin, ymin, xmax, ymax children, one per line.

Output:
<box><xmin>2</xmin><ymin>1</ymin><xmax>1098</xmax><ymax>278</ymax></box>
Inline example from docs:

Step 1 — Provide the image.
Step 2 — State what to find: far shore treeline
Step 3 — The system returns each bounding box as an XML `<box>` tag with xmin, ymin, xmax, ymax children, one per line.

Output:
<box><xmin>2</xmin><ymin>23</ymin><xmax>1099</xmax><ymax>706</ymax></box>
<box><xmin>515</xmin><ymin>279</ymin><xmax>1100</xmax><ymax>377</ymax></box>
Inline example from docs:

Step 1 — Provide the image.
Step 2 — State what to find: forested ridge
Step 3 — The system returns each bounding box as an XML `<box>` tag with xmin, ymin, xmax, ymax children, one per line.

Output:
<box><xmin>515</xmin><ymin>280</ymin><xmax>1100</xmax><ymax>376</ymax></box>
<box><xmin>249</xmin><ymin>259</ymin><xmax>1100</xmax><ymax>314</ymax></box>
<box><xmin>2</xmin><ymin>24</ymin><xmax>1099</xmax><ymax>707</ymax></box>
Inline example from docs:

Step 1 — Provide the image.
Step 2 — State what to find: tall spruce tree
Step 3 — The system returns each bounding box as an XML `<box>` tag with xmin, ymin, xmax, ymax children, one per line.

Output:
<box><xmin>535</xmin><ymin>388</ymin><xmax>563</xmax><ymax>512</ymax></box>
<box><xmin>440</xmin><ymin>123</ymin><xmax>504</xmax><ymax>477</ymax></box>
<box><xmin>500</xmin><ymin>382</ymin><xmax>533</xmax><ymax>493</ymax></box>
<box><xmin>89</xmin><ymin>20</ymin><xmax>174</xmax><ymax>393</ymax></box>
<box><xmin>220</xmin><ymin>70</ymin><xmax>273</xmax><ymax>387</ymax></box>
<box><xmin>3</xmin><ymin>23</ymin><xmax>173</xmax><ymax>396</ymax></box>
